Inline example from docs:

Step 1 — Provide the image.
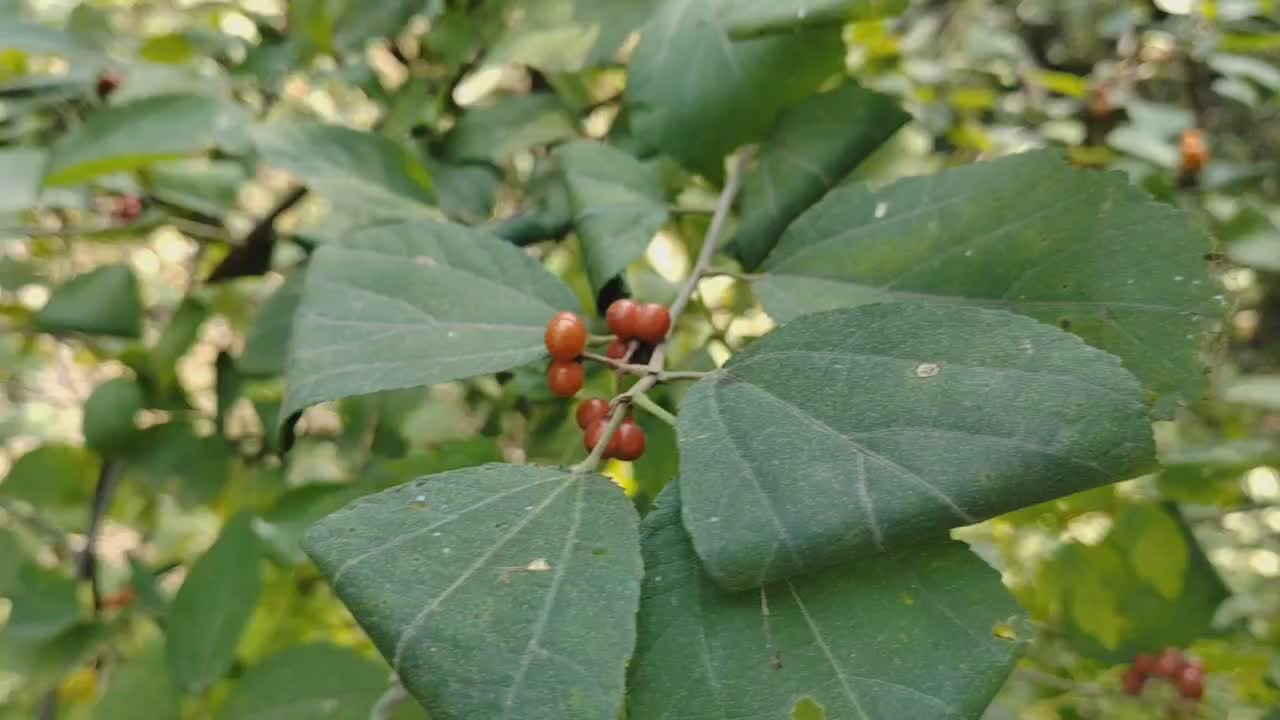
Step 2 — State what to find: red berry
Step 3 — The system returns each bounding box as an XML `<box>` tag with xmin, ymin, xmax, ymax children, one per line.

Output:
<box><xmin>1177</xmin><ymin>665</ymin><xmax>1205</xmax><ymax>700</ymax></box>
<box><xmin>1122</xmin><ymin>668</ymin><xmax>1146</xmax><ymax>696</ymax></box>
<box><xmin>605</xmin><ymin>338</ymin><xmax>629</xmax><ymax>361</ymax></box>
<box><xmin>633</xmin><ymin>303</ymin><xmax>671</xmax><ymax>344</ymax></box>
<box><xmin>1153</xmin><ymin>648</ymin><xmax>1184</xmax><ymax>679</ymax></box>
<box><xmin>544</xmin><ymin>312</ymin><xmax>587</xmax><ymax>361</ymax></box>
<box><xmin>96</xmin><ymin>70</ymin><xmax>121</xmax><ymax>98</ymax></box>
<box><xmin>606</xmin><ymin>299</ymin><xmax>640</xmax><ymax>340</ymax></box>
<box><xmin>1133</xmin><ymin>653</ymin><xmax>1156</xmax><ymax>675</ymax></box>
<box><xmin>547</xmin><ymin>360</ymin><xmax>584</xmax><ymax>398</ymax></box>
<box><xmin>583</xmin><ymin>419</ymin><xmax>620</xmax><ymax>457</ymax></box>
<box><xmin>576</xmin><ymin>398</ymin><xmax>609</xmax><ymax>429</ymax></box>
<box><xmin>614</xmin><ymin>420</ymin><xmax>646</xmax><ymax>461</ymax></box>
<box><xmin>114</xmin><ymin>195</ymin><xmax>143</xmax><ymax>222</ymax></box>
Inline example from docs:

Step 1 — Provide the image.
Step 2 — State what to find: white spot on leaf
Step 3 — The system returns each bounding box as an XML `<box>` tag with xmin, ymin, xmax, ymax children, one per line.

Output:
<box><xmin>874</xmin><ymin>202</ymin><xmax>888</xmax><ymax>219</ymax></box>
<box><xmin>915</xmin><ymin>362</ymin><xmax>941</xmax><ymax>378</ymax></box>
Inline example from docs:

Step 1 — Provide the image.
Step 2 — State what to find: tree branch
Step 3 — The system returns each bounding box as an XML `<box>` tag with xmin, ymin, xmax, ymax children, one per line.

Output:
<box><xmin>79</xmin><ymin>460</ymin><xmax>122</xmax><ymax>612</ymax></box>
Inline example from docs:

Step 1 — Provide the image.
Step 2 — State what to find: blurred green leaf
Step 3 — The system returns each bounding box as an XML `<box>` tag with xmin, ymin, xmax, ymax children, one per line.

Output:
<box><xmin>719</xmin><ymin>0</ymin><xmax>908</xmax><ymax>37</ymax></box>
<box><xmin>33</xmin><ymin>264</ymin><xmax>144</xmax><ymax>338</ymax></box>
<box><xmin>6</xmin><ymin>564</ymin><xmax>82</xmax><ymax>640</ymax></box>
<box><xmin>486</xmin><ymin>0</ymin><xmax>654</xmax><ymax>72</ymax></box>
<box><xmin>146</xmin><ymin>159</ymin><xmax>245</xmax><ymax>217</ymax></box>
<box><xmin>240</xmin><ymin>272</ymin><xmax>305</xmax><ymax>378</ymax></box>
<box><xmin>95</xmin><ymin>635</ymin><xmax>180</xmax><ymax>720</ymax></box>
<box><xmin>0</xmin><ymin>147</ymin><xmax>44</xmax><ymax>213</ymax></box>
<box><xmin>0</xmin><ymin>444</ymin><xmax>97</xmax><ymax>513</ymax></box>
<box><xmin>445</xmin><ymin>93</ymin><xmax>577</xmax><ymax>164</ymax></box>
<box><xmin>223</xmin><ymin>644</ymin><xmax>389</xmax><ymax>720</ymax></box>
<box><xmin>82</xmin><ymin>378</ymin><xmax>143</xmax><ymax>456</ymax></box>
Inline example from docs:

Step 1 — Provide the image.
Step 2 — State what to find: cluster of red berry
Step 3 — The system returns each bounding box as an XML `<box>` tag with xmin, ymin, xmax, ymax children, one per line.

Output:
<box><xmin>542</xmin><ymin>299</ymin><xmax>672</xmax><ymax>461</ymax></box>
<box><xmin>1123</xmin><ymin>648</ymin><xmax>1205</xmax><ymax>700</ymax></box>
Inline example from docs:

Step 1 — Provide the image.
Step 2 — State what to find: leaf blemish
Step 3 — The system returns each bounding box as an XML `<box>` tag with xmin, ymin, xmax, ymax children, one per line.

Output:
<box><xmin>992</xmin><ymin>620</ymin><xmax>1019</xmax><ymax>641</ymax></box>
<box><xmin>415</xmin><ymin>255</ymin><xmax>437</xmax><ymax>267</ymax></box>
<box><xmin>915</xmin><ymin>362</ymin><xmax>940</xmax><ymax>379</ymax></box>
<box><xmin>790</xmin><ymin>696</ymin><xmax>825</xmax><ymax>720</ymax></box>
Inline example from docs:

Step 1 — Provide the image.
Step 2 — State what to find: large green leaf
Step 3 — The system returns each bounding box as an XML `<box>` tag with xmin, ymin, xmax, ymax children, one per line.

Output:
<box><xmin>730</xmin><ymin>82</ymin><xmax>909</xmax><ymax>270</ymax></box>
<box><xmin>629</xmin><ymin>490</ymin><xmax>1028</xmax><ymax>719</ymax></box>
<box><xmin>0</xmin><ymin>445</ymin><xmax>96</xmax><ymax>513</ymax></box>
<box><xmin>165</xmin><ymin>513</ymin><xmax>263</xmax><ymax>693</ymax></box>
<box><xmin>240</xmin><ymin>272</ymin><xmax>306</xmax><ymax>378</ymax></box>
<box><xmin>444</xmin><ymin>94</ymin><xmax>577</xmax><ymax>164</ymax></box>
<box><xmin>222</xmin><ymin>644</ymin><xmax>389</xmax><ymax>720</ymax></box>
<box><xmin>485</xmin><ymin>0</ymin><xmax>655</xmax><ymax>72</ymax></box>
<box><xmin>627</xmin><ymin>0</ymin><xmax>843</xmax><ymax>180</ymax></box>
<box><xmin>303</xmin><ymin>464</ymin><xmax>643</xmax><ymax>720</ymax></box>
<box><xmin>718</xmin><ymin>0</ymin><xmax>908</xmax><ymax>37</ymax></box>
<box><xmin>755</xmin><ymin>150</ymin><xmax>1215</xmax><ymax>413</ymax></box>
<box><xmin>1024</xmin><ymin>503</ymin><xmax>1228</xmax><ymax>664</ymax></box>
<box><xmin>677</xmin><ymin>303</ymin><xmax>1155</xmax><ymax>590</ymax></box>
<box><xmin>557</xmin><ymin>140</ymin><xmax>668</xmax><ymax>292</ymax></box>
<box><xmin>33</xmin><ymin>264</ymin><xmax>143</xmax><ymax>338</ymax></box>
<box><xmin>251</xmin><ymin>122</ymin><xmax>435</xmax><ymax>220</ymax></box>
<box><xmin>43</xmin><ymin>93</ymin><xmax>248</xmax><ymax>186</ymax></box>
<box><xmin>282</xmin><ymin>221</ymin><xmax>579</xmax><ymax>422</ymax></box>
<box><xmin>0</xmin><ymin>148</ymin><xmax>45</xmax><ymax>213</ymax></box>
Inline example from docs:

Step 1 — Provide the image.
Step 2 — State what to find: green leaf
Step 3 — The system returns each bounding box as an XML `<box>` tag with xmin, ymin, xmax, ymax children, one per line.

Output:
<box><xmin>251</xmin><ymin>122</ymin><xmax>435</xmax><ymax>220</ymax></box>
<box><xmin>0</xmin><ymin>148</ymin><xmax>45</xmax><ymax>213</ymax></box>
<box><xmin>627</xmin><ymin>0</ymin><xmax>842</xmax><ymax>179</ymax></box>
<box><xmin>166</xmin><ymin>513</ymin><xmax>263</xmax><ymax>693</ymax></box>
<box><xmin>282</xmin><ymin>221</ymin><xmax>579</xmax><ymax>422</ymax></box>
<box><xmin>240</xmin><ymin>272</ymin><xmax>306</xmax><ymax>378</ymax></box>
<box><xmin>730</xmin><ymin>82</ymin><xmax>909</xmax><ymax>270</ymax></box>
<box><xmin>43</xmin><ymin>93</ymin><xmax>249</xmax><ymax>186</ymax></box>
<box><xmin>1029</xmin><ymin>504</ymin><xmax>1227</xmax><ymax>663</ymax></box>
<box><xmin>0</xmin><ymin>445</ymin><xmax>96</xmax><ymax>512</ymax></box>
<box><xmin>83</xmin><ymin>378</ymin><xmax>143</xmax><ymax>456</ymax></box>
<box><xmin>718</xmin><ymin>0</ymin><xmax>908</xmax><ymax>38</ymax></box>
<box><xmin>6</xmin><ymin>564</ymin><xmax>82</xmax><ymax>640</ymax></box>
<box><xmin>223</xmin><ymin>644</ymin><xmax>389</xmax><ymax>720</ymax></box>
<box><xmin>0</xmin><ymin>623</ymin><xmax>107</xmax><ymax>691</ymax></box>
<box><xmin>302</xmin><ymin>464</ymin><xmax>643</xmax><ymax>720</ymax></box>
<box><xmin>444</xmin><ymin>94</ymin><xmax>577</xmax><ymax>164</ymax></box>
<box><xmin>95</xmin><ymin>634</ymin><xmax>180</xmax><ymax>720</ymax></box>
<box><xmin>677</xmin><ymin>303</ymin><xmax>1155</xmax><ymax>590</ymax></box>
<box><xmin>33</xmin><ymin>264</ymin><xmax>143</xmax><ymax>338</ymax></box>
<box><xmin>557</xmin><ymin>140</ymin><xmax>668</xmax><ymax>292</ymax></box>
<box><xmin>0</xmin><ymin>20</ymin><xmax>103</xmax><ymax>59</ymax></box>
<box><xmin>146</xmin><ymin>159</ymin><xmax>245</xmax><ymax>217</ymax></box>
<box><xmin>151</xmin><ymin>297</ymin><xmax>209</xmax><ymax>387</ymax></box>
<box><xmin>629</xmin><ymin>490</ymin><xmax>1028</xmax><ymax>719</ymax></box>
<box><xmin>333</xmin><ymin>0</ymin><xmax>423</xmax><ymax>54</ymax></box>
<box><xmin>123</xmin><ymin>420</ymin><xmax>231</xmax><ymax>505</ymax></box>
<box><xmin>0</xmin><ymin>530</ymin><xmax>23</xmax><ymax>596</ymax></box>
<box><xmin>425</xmin><ymin>159</ymin><xmax>499</xmax><ymax>225</ymax></box>
<box><xmin>486</xmin><ymin>0</ymin><xmax>655</xmax><ymax>72</ymax></box>
<box><xmin>755</xmin><ymin>150</ymin><xmax>1216</xmax><ymax>413</ymax></box>
<box><xmin>256</xmin><ymin>484</ymin><xmax>372</xmax><ymax>567</ymax></box>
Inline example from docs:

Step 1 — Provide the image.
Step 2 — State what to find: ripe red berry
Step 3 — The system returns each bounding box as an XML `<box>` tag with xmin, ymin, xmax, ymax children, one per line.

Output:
<box><xmin>1177</xmin><ymin>665</ymin><xmax>1205</xmax><ymax>700</ymax></box>
<box><xmin>1132</xmin><ymin>653</ymin><xmax>1155</xmax><ymax>675</ymax></box>
<box><xmin>633</xmin><ymin>303</ymin><xmax>671</xmax><ymax>344</ymax></box>
<box><xmin>1122</xmin><ymin>667</ymin><xmax>1145</xmax><ymax>696</ymax></box>
<box><xmin>576</xmin><ymin>398</ymin><xmax>609</xmax><ymax>429</ymax></box>
<box><xmin>547</xmin><ymin>360</ymin><xmax>584</xmax><ymax>398</ymax></box>
<box><xmin>1180</xmin><ymin>129</ymin><xmax>1209</xmax><ymax>173</ymax></box>
<box><xmin>96</xmin><ymin>70</ymin><xmax>121</xmax><ymax>98</ymax></box>
<box><xmin>114</xmin><ymin>195</ymin><xmax>143</xmax><ymax>222</ymax></box>
<box><xmin>583</xmin><ymin>419</ymin><xmax>620</xmax><ymax>457</ymax></box>
<box><xmin>606</xmin><ymin>299</ymin><xmax>640</xmax><ymax>340</ymax></box>
<box><xmin>1153</xmin><ymin>648</ymin><xmax>1184</xmax><ymax>679</ymax></box>
<box><xmin>614</xmin><ymin>420</ymin><xmax>646</xmax><ymax>461</ymax></box>
<box><xmin>605</xmin><ymin>338</ymin><xmax>629</xmax><ymax>361</ymax></box>
<box><xmin>544</xmin><ymin>311</ymin><xmax>587</xmax><ymax>361</ymax></box>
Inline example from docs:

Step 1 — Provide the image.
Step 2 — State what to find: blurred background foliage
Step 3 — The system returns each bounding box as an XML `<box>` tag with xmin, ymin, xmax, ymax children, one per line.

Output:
<box><xmin>0</xmin><ymin>0</ymin><xmax>1277</xmax><ymax>718</ymax></box>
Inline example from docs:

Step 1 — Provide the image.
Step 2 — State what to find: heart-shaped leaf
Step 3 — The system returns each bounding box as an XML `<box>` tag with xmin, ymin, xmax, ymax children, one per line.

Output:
<box><xmin>281</xmin><ymin>221</ymin><xmax>580</xmax><ymax>421</ymax></box>
<box><xmin>755</xmin><ymin>150</ymin><xmax>1216</xmax><ymax>413</ymax></box>
<box><xmin>627</xmin><ymin>0</ymin><xmax>843</xmax><ymax>180</ymax></box>
<box><xmin>677</xmin><ymin>302</ymin><xmax>1155</xmax><ymax>590</ymax></box>
<box><xmin>251</xmin><ymin>122</ymin><xmax>435</xmax><ymax>221</ymax></box>
<box><xmin>303</xmin><ymin>464</ymin><xmax>643</xmax><ymax>720</ymax></box>
<box><xmin>629</xmin><ymin>490</ymin><xmax>1028</xmax><ymax>719</ymax></box>
<box><xmin>730</xmin><ymin>81</ymin><xmax>909</xmax><ymax>270</ymax></box>
<box><xmin>557</xmin><ymin>140</ymin><xmax>669</xmax><ymax>292</ymax></box>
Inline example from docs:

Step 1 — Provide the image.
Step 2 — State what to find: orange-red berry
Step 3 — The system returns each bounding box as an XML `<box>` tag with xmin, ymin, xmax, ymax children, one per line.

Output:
<box><xmin>1122</xmin><ymin>667</ymin><xmax>1145</xmax><ymax>696</ymax></box>
<box><xmin>1133</xmin><ymin>653</ymin><xmax>1155</xmax><ymax>675</ymax></box>
<box><xmin>606</xmin><ymin>338</ymin><xmax>629</xmax><ymax>361</ymax></box>
<box><xmin>547</xmin><ymin>360</ymin><xmax>585</xmax><ymax>398</ymax></box>
<box><xmin>576</xmin><ymin>398</ymin><xmax>609</xmax><ymax>429</ymax></box>
<box><xmin>584</xmin><ymin>419</ymin><xmax>620</xmax><ymax>457</ymax></box>
<box><xmin>96</xmin><ymin>70</ymin><xmax>121</xmax><ymax>98</ymax></box>
<box><xmin>633</xmin><ymin>303</ymin><xmax>671</xmax><ymax>344</ymax></box>
<box><xmin>1177</xmin><ymin>664</ymin><xmax>1204</xmax><ymax>700</ymax></box>
<box><xmin>1153</xmin><ymin>648</ymin><xmax>1184</xmax><ymax>679</ymax></box>
<box><xmin>1180</xmin><ymin>129</ymin><xmax>1209</xmax><ymax>173</ymax></box>
<box><xmin>614</xmin><ymin>420</ymin><xmax>646</xmax><ymax>461</ymax></box>
<box><xmin>606</xmin><ymin>299</ymin><xmax>640</xmax><ymax>340</ymax></box>
<box><xmin>544</xmin><ymin>311</ymin><xmax>587</xmax><ymax>361</ymax></box>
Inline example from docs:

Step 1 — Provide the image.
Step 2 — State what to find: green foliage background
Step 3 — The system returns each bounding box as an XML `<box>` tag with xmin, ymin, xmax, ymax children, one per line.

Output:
<box><xmin>0</xmin><ymin>0</ymin><xmax>1277</xmax><ymax>718</ymax></box>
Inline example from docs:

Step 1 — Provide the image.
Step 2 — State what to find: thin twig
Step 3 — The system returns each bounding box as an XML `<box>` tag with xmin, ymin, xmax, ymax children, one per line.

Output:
<box><xmin>80</xmin><ymin>461</ymin><xmax>122</xmax><ymax>613</ymax></box>
<box><xmin>581</xmin><ymin>352</ymin><xmax>650</xmax><ymax>375</ymax></box>
<box><xmin>667</xmin><ymin>150</ymin><xmax>751</xmax><ymax>329</ymax></box>
<box><xmin>632</xmin><ymin>393</ymin><xmax>676</xmax><ymax>427</ymax></box>
<box><xmin>702</xmin><ymin>267</ymin><xmax>763</xmax><ymax>282</ymax></box>
<box><xmin>369</xmin><ymin>680</ymin><xmax>408</xmax><ymax>720</ymax></box>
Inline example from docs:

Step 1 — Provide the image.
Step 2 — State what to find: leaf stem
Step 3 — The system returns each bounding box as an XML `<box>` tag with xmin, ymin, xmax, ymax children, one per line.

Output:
<box><xmin>632</xmin><ymin>393</ymin><xmax>676</xmax><ymax>427</ymax></box>
<box><xmin>369</xmin><ymin>679</ymin><xmax>408</xmax><ymax>720</ymax></box>
<box><xmin>581</xmin><ymin>351</ymin><xmax>649</xmax><ymax>375</ymax></box>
